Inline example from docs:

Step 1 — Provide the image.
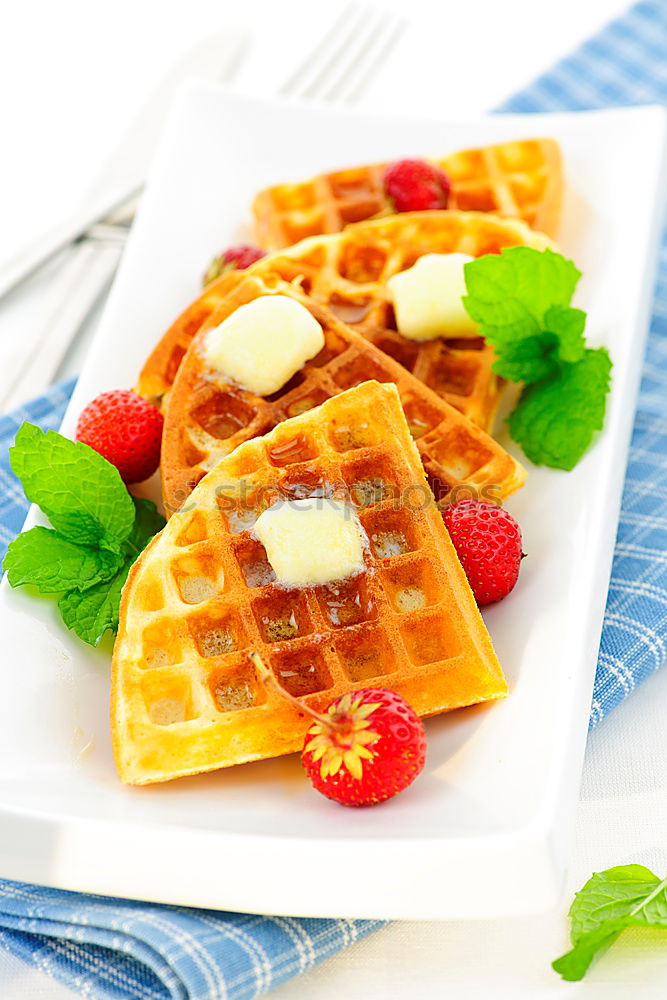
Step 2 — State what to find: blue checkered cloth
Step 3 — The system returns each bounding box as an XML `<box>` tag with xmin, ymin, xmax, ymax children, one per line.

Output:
<box><xmin>1</xmin><ymin>1</ymin><xmax>667</xmax><ymax>996</ymax></box>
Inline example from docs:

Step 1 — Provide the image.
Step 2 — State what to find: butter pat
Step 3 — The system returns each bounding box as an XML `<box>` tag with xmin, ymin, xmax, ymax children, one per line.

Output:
<box><xmin>387</xmin><ymin>253</ymin><xmax>479</xmax><ymax>341</ymax></box>
<box><xmin>253</xmin><ymin>498</ymin><xmax>366</xmax><ymax>589</ymax></box>
<box><xmin>204</xmin><ymin>295</ymin><xmax>325</xmax><ymax>396</ymax></box>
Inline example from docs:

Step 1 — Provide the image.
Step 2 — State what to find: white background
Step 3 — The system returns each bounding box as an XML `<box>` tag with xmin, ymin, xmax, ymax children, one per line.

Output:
<box><xmin>3</xmin><ymin>0</ymin><xmax>665</xmax><ymax>998</ymax></box>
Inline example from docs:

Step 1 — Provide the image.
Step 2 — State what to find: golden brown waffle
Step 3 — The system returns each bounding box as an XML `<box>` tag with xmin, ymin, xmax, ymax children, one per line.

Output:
<box><xmin>138</xmin><ymin>211</ymin><xmax>555</xmax><ymax>430</ymax></box>
<box><xmin>161</xmin><ymin>273</ymin><xmax>526</xmax><ymax>515</ymax></box>
<box><xmin>252</xmin><ymin>139</ymin><xmax>562</xmax><ymax>249</ymax></box>
<box><xmin>112</xmin><ymin>381</ymin><xmax>507</xmax><ymax>784</ymax></box>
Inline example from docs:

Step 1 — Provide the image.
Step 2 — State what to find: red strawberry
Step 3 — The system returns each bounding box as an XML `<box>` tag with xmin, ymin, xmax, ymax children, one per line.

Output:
<box><xmin>249</xmin><ymin>653</ymin><xmax>426</xmax><ymax>807</ymax></box>
<box><xmin>301</xmin><ymin>688</ymin><xmax>426</xmax><ymax>807</ymax></box>
<box><xmin>76</xmin><ymin>390</ymin><xmax>163</xmax><ymax>484</ymax></box>
<box><xmin>203</xmin><ymin>244</ymin><xmax>266</xmax><ymax>285</ymax></box>
<box><xmin>384</xmin><ymin>159</ymin><xmax>451</xmax><ymax>212</ymax></box>
<box><xmin>442</xmin><ymin>500</ymin><xmax>523</xmax><ymax>606</ymax></box>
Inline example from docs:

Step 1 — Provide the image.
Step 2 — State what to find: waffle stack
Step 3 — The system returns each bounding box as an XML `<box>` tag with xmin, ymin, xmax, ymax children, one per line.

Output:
<box><xmin>161</xmin><ymin>273</ymin><xmax>525</xmax><ymax>515</ymax></box>
<box><xmin>114</xmin><ymin>162</ymin><xmax>557</xmax><ymax>785</ymax></box>
<box><xmin>112</xmin><ymin>381</ymin><xmax>507</xmax><ymax>785</ymax></box>
<box><xmin>138</xmin><ymin>211</ymin><xmax>555</xmax><ymax>429</ymax></box>
<box><xmin>252</xmin><ymin>139</ymin><xmax>562</xmax><ymax>249</ymax></box>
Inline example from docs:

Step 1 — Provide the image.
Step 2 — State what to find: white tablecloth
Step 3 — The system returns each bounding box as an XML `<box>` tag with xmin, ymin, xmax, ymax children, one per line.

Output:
<box><xmin>2</xmin><ymin>1</ymin><xmax>659</xmax><ymax>997</ymax></box>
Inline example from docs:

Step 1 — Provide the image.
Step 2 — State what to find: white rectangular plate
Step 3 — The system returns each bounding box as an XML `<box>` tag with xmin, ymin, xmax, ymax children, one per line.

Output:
<box><xmin>1</xmin><ymin>89</ymin><xmax>666</xmax><ymax>921</ymax></box>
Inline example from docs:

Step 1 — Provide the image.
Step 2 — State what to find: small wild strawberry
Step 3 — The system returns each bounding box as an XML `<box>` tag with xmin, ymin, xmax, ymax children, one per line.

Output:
<box><xmin>76</xmin><ymin>390</ymin><xmax>163</xmax><ymax>484</ymax></box>
<box><xmin>442</xmin><ymin>500</ymin><xmax>523</xmax><ymax>606</ymax></box>
<box><xmin>250</xmin><ymin>653</ymin><xmax>426</xmax><ymax>807</ymax></box>
<box><xmin>203</xmin><ymin>244</ymin><xmax>266</xmax><ymax>285</ymax></box>
<box><xmin>384</xmin><ymin>159</ymin><xmax>451</xmax><ymax>212</ymax></box>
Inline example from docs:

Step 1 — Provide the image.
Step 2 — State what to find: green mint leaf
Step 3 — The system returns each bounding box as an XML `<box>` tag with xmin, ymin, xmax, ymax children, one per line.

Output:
<box><xmin>553</xmin><ymin>865</ymin><xmax>667</xmax><ymax>981</ymax></box>
<box><xmin>544</xmin><ymin>305</ymin><xmax>586</xmax><ymax>363</ymax></box>
<box><xmin>491</xmin><ymin>331</ymin><xmax>561</xmax><ymax>383</ymax></box>
<box><xmin>59</xmin><ymin>557</ymin><xmax>132</xmax><ymax>646</ymax></box>
<box><xmin>2</xmin><ymin>526</ymin><xmax>121</xmax><ymax>593</ymax></box>
<box><xmin>464</xmin><ymin>248</ymin><xmax>612</xmax><ymax>470</ymax></box>
<box><xmin>463</xmin><ymin>247</ymin><xmax>581</xmax><ymax>347</ymax></box>
<box><xmin>508</xmin><ymin>348</ymin><xmax>612</xmax><ymax>470</ymax></box>
<box><xmin>464</xmin><ymin>249</ymin><xmax>587</xmax><ymax>386</ymax></box>
<box><xmin>57</xmin><ymin>496</ymin><xmax>163</xmax><ymax>646</ymax></box>
<box><xmin>9</xmin><ymin>424</ymin><xmax>135</xmax><ymax>551</ymax></box>
<box><xmin>491</xmin><ymin>306</ymin><xmax>587</xmax><ymax>383</ymax></box>
<box><xmin>553</xmin><ymin>925</ymin><xmax>625</xmax><ymax>981</ymax></box>
<box><xmin>124</xmin><ymin>496</ymin><xmax>165</xmax><ymax>558</ymax></box>
<box><xmin>568</xmin><ymin>865</ymin><xmax>665</xmax><ymax>939</ymax></box>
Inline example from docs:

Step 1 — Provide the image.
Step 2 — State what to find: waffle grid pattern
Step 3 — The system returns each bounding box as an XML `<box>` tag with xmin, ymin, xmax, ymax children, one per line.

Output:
<box><xmin>252</xmin><ymin>138</ymin><xmax>562</xmax><ymax>249</ymax></box>
<box><xmin>114</xmin><ymin>382</ymin><xmax>506</xmax><ymax>784</ymax></box>
<box><xmin>140</xmin><ymin>211</ymin><xmax>555</xmax><ymax>431</ymax></box>
<box><xmin>259</xmin><ymin>212</ymin><xmax>555</xmax><ymax>428</ymax></box>
<box><xmin>162</xmin><ymin>274</ymin><xmax>525</xmax><ymax>514</ymax></box>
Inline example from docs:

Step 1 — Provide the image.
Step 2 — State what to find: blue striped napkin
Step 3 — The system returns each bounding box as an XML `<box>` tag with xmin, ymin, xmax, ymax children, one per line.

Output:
<box><xmin>1</xmin><ymin>1</ymin><xmax>666</xmax><ymax>996</ymax></box>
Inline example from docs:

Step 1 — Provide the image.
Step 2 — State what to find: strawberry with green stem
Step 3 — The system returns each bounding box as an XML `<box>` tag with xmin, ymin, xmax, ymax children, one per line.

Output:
<box><xmin>250</xmin><ymin>652</ymin><xmax>426</xmax><ymax>807</ymax></box>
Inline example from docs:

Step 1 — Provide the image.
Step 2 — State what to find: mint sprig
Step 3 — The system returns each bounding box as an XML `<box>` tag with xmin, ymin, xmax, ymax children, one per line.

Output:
<box><xmin>2</xmin><ymin>423</ymin><xmax>165</xmax><ymax>646</ymax></box>
<box><xmin>59</xmin><ymin>558</ymin><xmax>133</xmax><ymax>647</ymax></box>
<box><xmin>463</xmin><ymin>248</ymin><xmax>612</xmax><ymax>470</ymax></box>
<box><xmin>4</xmin><ymin>527</ymin><xmax>121</xmax><ymax>593</ymax></box>
<box><xmin>10</xmin><ymin>423</ymin><xmax>135</xmax><ymax>552</ymax></box>
<box><xmin>510</xmin><ymin>348</ymin><xmax>612</xmax><ymax>471</ymax></box>
<box><xmin>553</xmin><ymin>865</ymin><xmax>667</xmax><ymax>980</ymax></box>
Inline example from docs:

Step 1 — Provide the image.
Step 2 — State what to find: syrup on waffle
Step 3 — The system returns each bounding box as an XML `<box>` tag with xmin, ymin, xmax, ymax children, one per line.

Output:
<box><xmin>112</xmin><ymin>381</ymin><xmax>507</xmax><ymax>784</ymax></box>
<box><xmin>138</xmin><ymin>211</ymin><xmax>555</xmax><ymax>430</ymax></box>
<box><xmin>252</xmin><ymin>139</ymin><xmax>562</xmax><ymax>249</ymax></box>
<box><xmin>161</xmin><ymin>273</ymin><xmax>526</xmax><ymax>516</ymax></box>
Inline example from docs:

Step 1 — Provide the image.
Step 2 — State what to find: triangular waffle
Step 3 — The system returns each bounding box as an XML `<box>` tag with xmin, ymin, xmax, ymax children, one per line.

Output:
<box><xmin>112</xmin><ymin>381</ymin><xmax>507</xmax><ymax>784</ymax></box>
<box><xmin>138</xmin><ymin>211</ymin><xmax>555</xmax><ymax>430</ymax></box>
<box><xmin>160</xmin><ymin>273</ymin><xmax>525</xmax><ymax>515</ymax></box>
<box><xmin>252</xmin><ymin>138</ymin><xmax>562</xmax><ymax>249</ymax></box>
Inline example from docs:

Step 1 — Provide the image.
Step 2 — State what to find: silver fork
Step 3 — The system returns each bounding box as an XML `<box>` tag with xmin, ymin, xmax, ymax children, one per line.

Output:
<box><xmin>278</xmin><ymin>2</ymin><xmax>404</xmax><ymax>103</ymax></box>
<box><xmin>2</xmin><ymin>4</ymin><xmax>404</xmax><ymax>412</ymax></box>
